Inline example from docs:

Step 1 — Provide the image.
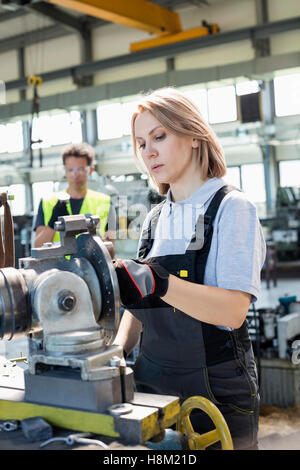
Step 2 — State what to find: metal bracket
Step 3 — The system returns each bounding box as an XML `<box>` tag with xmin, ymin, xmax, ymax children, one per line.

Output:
<box><xmin>30</xmin><ymin>214</ymin><xmax>100</xmax><ymax>259</ymax></box>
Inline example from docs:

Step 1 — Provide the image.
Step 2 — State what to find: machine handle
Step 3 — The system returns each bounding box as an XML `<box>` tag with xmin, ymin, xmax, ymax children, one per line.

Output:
<box><xmin>177</xmin><ymin>396</ymin><xmax>233</xmax><ymax>450</ymax></box>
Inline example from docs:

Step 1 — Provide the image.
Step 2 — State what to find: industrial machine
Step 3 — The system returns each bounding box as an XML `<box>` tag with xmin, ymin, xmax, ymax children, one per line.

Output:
<box><xmin>261</xmin><ymin>186</ymin><xmax>300</xmax><ymax>261</ymax></box>
<box><xmin>248</xmin><ymin>299</ymin><xmax>300</xmax><ymax>362</ymax></box>
<box><xmin>0</xmin><ymin>213</ymin><xmax>233</xmax><ymax>450</ymax></box>
<box><xmin>247</xmin><ymin>298</ymin><xmax>300</xmax><ymax>407</ymax></box>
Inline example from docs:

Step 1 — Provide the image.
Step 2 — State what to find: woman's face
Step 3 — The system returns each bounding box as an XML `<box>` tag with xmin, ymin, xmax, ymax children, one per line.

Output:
<box><xmin>134</xmin><ymin>110</ymin><xmax>199</xmax><ymax>187</ymax></box>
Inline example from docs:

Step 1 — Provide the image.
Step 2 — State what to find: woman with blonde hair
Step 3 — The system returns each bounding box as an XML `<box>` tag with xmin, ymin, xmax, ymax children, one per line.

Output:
<box><xmin>113</xmin><ymin>87</ymin><xmax>266</xmax><ymax>450</ymax></box>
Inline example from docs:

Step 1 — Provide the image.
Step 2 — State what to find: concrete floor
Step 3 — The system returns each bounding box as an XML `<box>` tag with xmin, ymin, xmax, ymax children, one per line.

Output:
<box><xmin>258</xmin><ymin>406</ymin><xmax>300</xmax><ymax>450</ymax></box>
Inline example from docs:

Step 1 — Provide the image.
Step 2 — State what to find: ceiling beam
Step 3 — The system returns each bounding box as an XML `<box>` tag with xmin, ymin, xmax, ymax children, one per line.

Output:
<box><xmin>3</xmin><ymin>16</ymin><xmax>300</xmax><ymax>88</ymax></box>
<box><xmin>0</xmin><ymin>13</ymin><xmax>105</xmax><ymax>54</ymax></box>
<box><xmin>254</xmin><ymin>0</ymin><xmax>270</xmax><ymax>57</ymax></box>
<box><xmin>0</xmin><ymin>14</ymin><xmax>298</xmax><ymax>56</ymax></box>
<box><xmin>0</xmin><ymin>24</ymin><xmax>72</xmax><ymax>53</ymax></box>
<box><xmin>46</xmin><ymin>0</ymin><xmax>182</xmax><ymax>35</ymax></box>
<box><xmin>26</xmin><ymin>2</ymin><xmax>88</xmax><ymax>34</ymax></box>
<box><xmin>2</xmin><ymin>51</ymin><xmax>300</xmax><ymax>123</ymax></box>
<box><xmin>0</xmin><ymin>9</ymin><xmax>29</xmax><ymax>21</ymax></box>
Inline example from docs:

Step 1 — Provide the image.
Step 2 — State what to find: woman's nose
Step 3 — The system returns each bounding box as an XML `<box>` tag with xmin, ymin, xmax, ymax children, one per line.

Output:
<box><xmin>145</xmin><ymin>143</ymin><xmax>158</xmax><ymax>160</ymax></box>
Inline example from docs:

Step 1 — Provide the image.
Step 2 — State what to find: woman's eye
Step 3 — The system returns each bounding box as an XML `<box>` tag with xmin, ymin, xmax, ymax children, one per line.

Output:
<box><xmin>155</xmin><ymin>134</ymin><xmax>165</xmax><ymax>141</ymax></box>
<box><xmin>139</xmin><ymin>143</ymin><xmax>145</xmax><ymax>149</ymax></box>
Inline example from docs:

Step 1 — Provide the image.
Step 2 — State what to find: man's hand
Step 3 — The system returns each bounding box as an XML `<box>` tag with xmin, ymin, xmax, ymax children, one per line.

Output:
<box><xmin>48</xmin><ymin>200</ymin><xmax>69</xmax><ymax>229</ymax></box>
<box><xmin>113</xmin><ymin>259</ymin><xmax>169</xmax><ymax>307</ymax></box>
<box><xmin>34</xmin><ymin>225</ymin><xmax>55</xmax><ymax>248</ymax></box>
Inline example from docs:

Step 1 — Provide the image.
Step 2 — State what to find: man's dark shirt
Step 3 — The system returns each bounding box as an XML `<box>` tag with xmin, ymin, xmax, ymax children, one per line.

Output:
<box><xmin>33</xmin><ymin>197</ymin><xmax>116</xmax><ymax>233</ymax></box>
<box><xmin>34</xmin><ymin>198</ymin><xmax>84</xmax><ymax>229</ymax></box>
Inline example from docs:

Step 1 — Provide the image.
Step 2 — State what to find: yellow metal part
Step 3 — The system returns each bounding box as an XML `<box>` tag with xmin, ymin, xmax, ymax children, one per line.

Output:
<box><xmin>10</xmin><ymin>356</ymin><xmax>27</xmax><ymax>363</ymax></box>
<box><xmin>130</xmin><ymin>24</ymin><xmax>219</xmax><ymax>52</ymax></box>
<box><xmin>179</xmin><ymin>270</ymin><xmax>188</xmax><ymax>278</ymax></box>
<box><xmin>46</xmin><ymin>0</ymin><xmax>182</xmax><ymax>35</ymax></box>
<box><xmin>0</xmin><ymin>398</ymin><xmax>119</xmax><ymax>438</ymax></box>
<box><xmin>177</xmin><ymin>396</ymin><xmax>233</xmax><ymax>450</ymax></box>
<box><xmin>138</xmin><ymin>407</ymin><xmax>160</xmax><ymax>442</ymax></box>
<box><xmin>131</xmin><ymin>392</ymin><xmax>181</xmax><ymax>435</ymax></box>
<box><xmin>27</xmin><ymin>75</ymin><xmax>43</xmax><ymax>87</ymax></box>
<box><xmin>0</xmin><ymin>389</ymin><xmax>179</xmax><ymax>443</ymax></box>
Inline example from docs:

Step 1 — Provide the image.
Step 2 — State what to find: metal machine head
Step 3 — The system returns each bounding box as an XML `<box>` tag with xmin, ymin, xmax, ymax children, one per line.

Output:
<box><xmin>0</xmin><ymin>214</ymin><xmax>133</xmax><ymax>412</ymax></box>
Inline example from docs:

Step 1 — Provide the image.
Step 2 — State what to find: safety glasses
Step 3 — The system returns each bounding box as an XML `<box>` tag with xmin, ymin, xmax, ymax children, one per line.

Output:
<box><xmin>65</xmin><ymin>167</ymin><xmax>90</xmax><ymax>175</ymax></box>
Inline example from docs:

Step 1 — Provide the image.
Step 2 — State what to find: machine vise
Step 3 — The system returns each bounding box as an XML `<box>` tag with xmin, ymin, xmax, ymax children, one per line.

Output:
<box><xmin>0</xmin><ymin>214</ymin><xmax>133</xmax><ymax>410</ymax></box>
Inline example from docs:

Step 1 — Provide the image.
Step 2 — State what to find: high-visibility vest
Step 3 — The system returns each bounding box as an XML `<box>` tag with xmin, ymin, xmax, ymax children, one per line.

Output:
<box><xmin>42</xmin><ymin>189</ymin><xmax>111</xmax><ymax>242</ymax></box>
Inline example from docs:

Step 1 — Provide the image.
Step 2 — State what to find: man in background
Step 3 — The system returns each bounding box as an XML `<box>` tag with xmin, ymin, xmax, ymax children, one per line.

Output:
<box><xmin>34</xmin><ymin>142</ymin><xmax>115</xmax><ymax>256</ymax></box>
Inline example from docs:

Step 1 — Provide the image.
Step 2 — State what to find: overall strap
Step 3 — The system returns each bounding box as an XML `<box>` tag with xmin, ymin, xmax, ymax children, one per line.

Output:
<box><xmin>138</xmin><ymin>200</ymin><xmax>166</xmax><ymax>259</ymax></box>
<box><xmin>201</xmin><ymin>184</ymin><xmax>237</xmax><ymax>243</ymax></box>
<box><xmin>193</xmin><ymin>184</ymin><xmax>237</xmax><ymax>282</ymax></box>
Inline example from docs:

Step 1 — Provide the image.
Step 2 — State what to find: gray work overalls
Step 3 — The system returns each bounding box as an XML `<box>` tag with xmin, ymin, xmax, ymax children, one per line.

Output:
<box><xmin>130</xmin><ymin>185</ymin><xmax>260</xmax><ymax>450</ymax></box>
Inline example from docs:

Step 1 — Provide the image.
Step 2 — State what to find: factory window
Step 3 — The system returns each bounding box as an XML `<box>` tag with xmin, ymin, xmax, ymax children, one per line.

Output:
<box><xmin>236</xmin><ymin>80</ymin><xmax>260</xmax><ymax>96</ymax></box>
<box><xmin>31</xmin><ymin>111</ymin><xmax>82</xmax><ymax>149</ymax></box>
<box><xmin>183</xmin><ymin>88</ymin><xmax>209</xmax><ymax>122</ymax></box>
<box><xmin>96</xmin><ymin>86</ymin><xmax>236</xmax><ymax>139</ymax></box>
<box><xmin>225</xmin><ymin>166</ymin><xmax>241</xmax><ymax>189</ymax></box>
<box><xmin>97</xmin><ymin>102</ymin><xmax>123</xmax><ymax>140</ymax></box>
<box><xmin>0</xmin><ymin>121</ymin><xmax>23</xmax><ymax>153</ymax></box>
<box><xmin>279</xmin><ymin>160</ymin><xmax>300</xmax><ymax>188</ymax></box>
<box><xmin>97</xmin><ymin>100</ymin><xmax>140</xmax><ymax>139</ymax></box>
<box><xmin>241</xmin><ymin>163</ymin><xmax>266</xmax><ymax>216</ymax></box>
<box><xmin>0</xmin><ymin>184</ymin><xmax>25</xmax><ymax>216</ymax></box>
<box><xmin>122</xmin><ymin>100</ymin><xmax>139</xmax><ymax>135</ymax></box>
<box><xmin>207</xmin><ymin>85</ymin><xmax>237</xmax><ymax>124</ymax></box>
<box><xmin>274</xmin><ymin>73</ymin><xmax>300</xmax><ymax>117</ymax></box>
<box><xmin>32</xmin><ymin>181</ymin><xmax>54</xmax><ymax>213</ymax></box>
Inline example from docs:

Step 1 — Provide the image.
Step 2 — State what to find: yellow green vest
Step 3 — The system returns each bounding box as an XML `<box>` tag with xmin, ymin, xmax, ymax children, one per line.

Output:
<box><xmin>42</xmin><ymin>189</ymin><xmax>111</xmax><ymax>243</ymax></box>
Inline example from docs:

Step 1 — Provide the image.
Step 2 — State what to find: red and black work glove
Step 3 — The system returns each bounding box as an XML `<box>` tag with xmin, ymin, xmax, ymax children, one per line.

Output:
<box><xmin>48</xmin><ymin>200</ymin><xmax>69</xmax><ymax>229</ymax></box>
<box><xmin>113</xmin><ymin>259</ymin><xmax>169</xmax><ymax>307</ymax></box>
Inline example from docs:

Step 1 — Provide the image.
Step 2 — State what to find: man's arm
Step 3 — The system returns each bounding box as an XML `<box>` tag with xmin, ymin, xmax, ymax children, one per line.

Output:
<box><xmin>34</xmin><ymin>225</ymin><xmax>55</xmax><ymax>248</ymax></box>
<box><xmin>33</xmin><ymin>200</ymin><xmax>53</xmax><ymax>247</ymax></box>
<box><xmin>33</xmin><ymin>198</ymin><xmax>68</xmax><ymax>247</ymax></box>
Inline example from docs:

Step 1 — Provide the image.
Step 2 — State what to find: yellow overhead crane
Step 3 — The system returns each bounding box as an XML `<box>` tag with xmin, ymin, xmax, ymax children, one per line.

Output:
<box><xmin>45</xmin><ymin>0</ymin><xmax>219</xmax><ymax>52</ymax></box>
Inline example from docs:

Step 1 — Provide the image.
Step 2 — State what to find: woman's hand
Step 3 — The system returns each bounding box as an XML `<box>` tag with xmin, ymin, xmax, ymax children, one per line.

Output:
<box><xmin>113</xmin><ymin>259</ymin><xmax>169</xmax><ymax>307</ymax></box>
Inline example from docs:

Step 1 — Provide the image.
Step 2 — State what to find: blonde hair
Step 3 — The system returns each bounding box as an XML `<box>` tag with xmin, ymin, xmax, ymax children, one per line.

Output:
<box><xmin>131</xmin><ymin>87</ymin><xmax>226</xmax><ymax>195</ymax></box>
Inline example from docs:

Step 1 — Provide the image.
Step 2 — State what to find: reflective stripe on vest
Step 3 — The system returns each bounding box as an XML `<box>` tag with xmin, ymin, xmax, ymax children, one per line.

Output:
<box><xmin>42</xmin><ymin>189</ymin><xmax>111</xmax><ymax>242</ymax></box>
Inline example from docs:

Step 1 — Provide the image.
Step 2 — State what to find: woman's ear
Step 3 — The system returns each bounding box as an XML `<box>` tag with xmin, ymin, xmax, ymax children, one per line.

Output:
<box><xmin>192</xmin><ymin>139</ymin><xmax>200</xmax><ymax>149</ymax></box>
